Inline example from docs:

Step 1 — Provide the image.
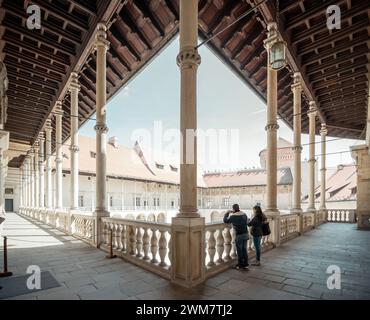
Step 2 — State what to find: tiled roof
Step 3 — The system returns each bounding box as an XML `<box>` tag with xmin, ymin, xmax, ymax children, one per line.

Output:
<box><xmin>60</xmin><ymin>136</ymin><xmax>207</xmax><ymax>187</ymax></box>
<box><xmin>203</xmin><ymin>167</ymin><xmax>293</xmax><ymax>187</ymax></box>
<box><xmin>315</xmin><ymin>164</ymin><xmax>357</xmax><ymax>201</ymax></box>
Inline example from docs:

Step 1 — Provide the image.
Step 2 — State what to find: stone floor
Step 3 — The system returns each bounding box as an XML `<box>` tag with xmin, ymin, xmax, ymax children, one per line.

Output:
<box><xmin>1</xmin><ymin>212</ymin><xmax>370</xmax><ymax>300</ymax></box>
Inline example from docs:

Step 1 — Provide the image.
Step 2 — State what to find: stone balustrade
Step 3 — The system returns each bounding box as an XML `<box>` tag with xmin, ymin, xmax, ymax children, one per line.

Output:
<box><xmin>280</xmin><ymin>213</ymin><xmax>300</xmax><ymax>242</ymax></box>
<box><xmin>18</xmin><ymin>206</ymin><xmax>356</xmax><ymax>285</ymax></box>
<box><xmin>302</xmin><ymin>211</ymin><xmax>315</xmax><ymax>232</ymax></box>
<box><xmin>100</xmin><ymin>217</ymin><xmax>172</xmax><ymax>280</ymax></box>
<box><xmin>204</xmin><ymin>221</ymin><xmax>273</xmax><ymax>278</ymax></box>
<box><xmin>327</xmin><ymin>209</ymin><xmax>356</xmax><ymax>223</ymax></box>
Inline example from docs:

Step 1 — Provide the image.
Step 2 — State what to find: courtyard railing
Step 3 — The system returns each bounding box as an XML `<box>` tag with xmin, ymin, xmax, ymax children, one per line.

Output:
<box><xmin>18</xmin><ymin>206</ymin><xmax>356</xmax><ymax>285</ymax></box>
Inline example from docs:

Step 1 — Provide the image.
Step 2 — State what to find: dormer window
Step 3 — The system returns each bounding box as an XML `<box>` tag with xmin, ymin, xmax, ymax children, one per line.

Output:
<box><xmin>156</xmin><ymin>162</ymin><xmax>164</xmax><ymax>169</ymax></box>
<box><xmin>170</xmin><ymin>165</ymin><xmax>178</xmax><ymax>172</ymax></box>
<box><xmin>90</xmin><ymin>151</ymin><xmax>96</xmax><ymax>158</ymax></box>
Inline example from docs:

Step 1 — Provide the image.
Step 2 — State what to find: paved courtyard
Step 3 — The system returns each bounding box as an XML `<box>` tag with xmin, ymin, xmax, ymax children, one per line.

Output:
<box><xmin>1</xmin><ymin>212</ymin><xmax>370</xmax><ymax>300</ymax></box>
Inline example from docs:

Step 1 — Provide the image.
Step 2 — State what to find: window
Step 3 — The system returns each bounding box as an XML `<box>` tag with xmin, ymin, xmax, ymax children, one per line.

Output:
<box><xmin>78</xmin><ymin>195</ymin><xmax>84</xmax><ymax>207</ymax></box>
<box><xmin>5</xmin><ymin>188</ymin><xmax>13</xmax><ymax>195</ymax></box>
<box><xmin>153</xmin><ymin>198</ymin><xmax>160</xmax><ymax>207</ymax></box>
<box><xmin>135</xmin><ymin>197</ymin><xmax>141</xmax><ymax>207</ymax></box>
<box><xmin>110</xmin><ymin>196</ymin><xmax>113</xmax><ymax>207</ymax></box>
<box><xmin>223</xmin><ymin>197</ymin><xmax>230</xmax><ymax>208</ymax></box>
<box><xmin>90</xmin><ymin>151</ymin><xmax>96</xmax><ymax>158</ymax></box>
<box><xmin>170</xmin><ymin>165</ymin><xmax>178</xmax><ymax>172</ymax></box>
<box><xmin>207</xmin><ymin>199</ymin><xmax>213</xmax><ymax>208</ymax></box>
<box><xmin>155</xmin><ymin>162</ymin><xmax>164</xmax><ymax>169</ymax></box>
<box><xmin>171</xmin><ymin>200</ymin><xmax>175</xmax><ymax>209</ymax></box>
<box><xmin>351</xmin><ymin>187</ymin><xmax>357</xmax><ymax>195</ymax></box>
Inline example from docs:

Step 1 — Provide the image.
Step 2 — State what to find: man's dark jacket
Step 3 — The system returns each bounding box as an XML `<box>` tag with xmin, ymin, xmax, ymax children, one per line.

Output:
<box><xmin>223</xmin><ymin>211</ymin><xmax>249</xmax><ymax>237</ymax></box>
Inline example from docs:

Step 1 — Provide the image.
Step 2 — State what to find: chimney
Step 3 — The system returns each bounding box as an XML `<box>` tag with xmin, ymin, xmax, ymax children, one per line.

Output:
<box><xmin>108</xmin><ymin>136</ymin><xmax>118</xmax><ymax>148</ymax></box>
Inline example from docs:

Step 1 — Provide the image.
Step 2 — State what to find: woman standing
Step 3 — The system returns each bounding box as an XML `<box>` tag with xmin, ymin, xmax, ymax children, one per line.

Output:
<box><xmin>248</xmin><ymin>205</ymin><xmax>267</xmax><ymax>266</ymax></box>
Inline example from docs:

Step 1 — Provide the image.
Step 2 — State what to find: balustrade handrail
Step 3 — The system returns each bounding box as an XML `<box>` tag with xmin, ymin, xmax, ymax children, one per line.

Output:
<box><xmin>101</xmin><ymin>216</ymin><xmax>171</xmax><ymax>231</ymax></box>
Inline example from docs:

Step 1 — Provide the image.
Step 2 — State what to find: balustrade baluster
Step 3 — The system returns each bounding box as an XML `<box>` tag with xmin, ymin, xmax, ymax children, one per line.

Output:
<box><xmin>207</xmin><ymin>229</ymin><xmax>216</xmax><ymax>266</ymax></box>
<box><xmin>158</xmin><ymin>230</ymin><xmax>168</xmax><ymax>267</ymax></box>
<box><xmin>143</xmin><ymin>228</ymin><xmax>150</xmax><ymax>260</ymax></box>
<box><xmin>136</xmin><ymin>227</ymin><xmax>143</xmax><ymax>257</ymax></box>
<box><xmin>224</xmin><ymin>227</ymin><xmax>232</xmax><ymax>261</ymax></box>
<box><xmin>231</xmin><ymin>228</ymin><xmax>237</xmax><ymax>258</ymax></box>
<box><xmin>216</xmin><ymin>228</ymin><xmax>224</xmax><ymax>263</ymax></box>
<box><xmin>150</xmin><ymin>228</ymin><xmax>158</xmax><ymax>264</ymax></box>
<box><xmin>129</xmin><ymin>226</ymin><xmax>136</xmax><ymax>255</ymax></box>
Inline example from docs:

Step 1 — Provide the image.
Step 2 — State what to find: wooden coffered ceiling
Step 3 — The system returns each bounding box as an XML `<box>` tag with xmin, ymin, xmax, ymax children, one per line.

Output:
<box><xmin>1</xmin><ymin>0</ymin><xmax>369</xmax><ymax>168</ymax></box>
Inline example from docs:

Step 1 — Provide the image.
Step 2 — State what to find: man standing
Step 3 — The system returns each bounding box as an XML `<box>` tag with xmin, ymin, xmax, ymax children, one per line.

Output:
<box><xmin>223</xmin><ymin>204</ymin><xmax>249</xmax><ymax>270</ymax></box>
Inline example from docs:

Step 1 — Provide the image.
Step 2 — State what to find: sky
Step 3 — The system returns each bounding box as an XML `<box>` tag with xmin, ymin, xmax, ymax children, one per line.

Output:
<box><xmin>79</xmin><ymin>36</ymin><xmax>362</xmax><ymax>172</ymax></box>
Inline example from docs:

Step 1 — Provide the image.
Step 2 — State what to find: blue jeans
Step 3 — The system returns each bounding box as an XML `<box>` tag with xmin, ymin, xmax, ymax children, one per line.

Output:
<box><xmin>235</xmin><ymin>233</ymin><xmax>248</xmax><ymax>267</ymax></box>
<box><xmin>253</xmin><ymin>236</ymin><xmax>262</xmax><ymax>261</ymax></box>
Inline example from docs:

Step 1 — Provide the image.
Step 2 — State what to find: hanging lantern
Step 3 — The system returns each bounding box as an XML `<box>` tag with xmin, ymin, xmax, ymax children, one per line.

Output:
<box><xmin>270</xmin><ymin>38</ymin><xmax>286</xmax><ymax>70</ymax></box>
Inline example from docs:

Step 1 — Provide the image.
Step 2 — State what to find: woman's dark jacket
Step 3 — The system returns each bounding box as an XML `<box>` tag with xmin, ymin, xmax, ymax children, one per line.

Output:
<box><xmin>248</xmin><ymin>214</ymin><xmax>267</xmax><ymax>237</ymax></box>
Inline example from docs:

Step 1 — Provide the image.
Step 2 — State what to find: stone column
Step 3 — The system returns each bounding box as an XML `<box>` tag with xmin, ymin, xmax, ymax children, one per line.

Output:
<box><xmin>29</xmin><ymin>149</ymin><xmax>35</xmax><ymax>207</ymax></box>
<box><xmin>34</xmin><ymin>141</ymin><xmax>39</xmax><ymax>208</ymax></box>
<box><xmin>350</xmin><ymin>145</ymin><xmax>370</xmax><ymax>229</ymax></box>
<box><xmin>69</xmin><ymin>72</ymin><xmax>80</xmax><ymax>211</ymax></box>
<box><xmin>319</xmin><ymin>123</ymin><xmax>327</xmax><ymax>212</ymax></box>
<box><xmin>263</xmin><ymin>22</ymin><xmax>280</xmax><ymax>245</ymax></box>
<box><xmin>20</xmin><ymin>166</ymin><xmax>24</xmax><ymax>207</ymax></box>
<box><xmin>39</xmin><ymin>133</ymin><xmax>45</xmax><ymax>208</ymax></box>
<box><xmin>24</xmin><ymin>156</ymin><xmax>29</xmax><ymax>206</ymax></box>
<box><xmin>171</xmin><ymin>0</ymin><xmax>205</xmax><ymax>288</ymax></box>
<box><xmin>55</xmin><ymin>102</ymin><xmax>63</xmax><ymax>209</ymax></box>
<box><xmin>307</xmin><ymin>101</ymin><xmax>317</xmax><ymax>215</ymax></box>
<box><xmin>45</xmin><ymin>119</ymin><xmax>53</xmax><ymax>208</ymax></box>
<box><xmin>93</xmin><ymin>23</ymin><xmax>110</xmax><ymax>246</ymax></box>
<box><xmin>290</xmin><ymin>72</ymin><xmax>303</xmax><ymax>232</ymax></box>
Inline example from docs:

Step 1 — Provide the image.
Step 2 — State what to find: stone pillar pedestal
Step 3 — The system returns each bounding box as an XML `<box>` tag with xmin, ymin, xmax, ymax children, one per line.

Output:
<box><xmin>351</xmin><ymin>145</ymin><xmax>370</xmax><ymax>229</ymax></box>
<box><xmin>171</xmin><ymin>217</ymin><xmax>205</xmax><ymax>287</ymax></box>
<box><xmin>265</xmin><ymin>210</ymin><xmax>280</xmax><ymax>247</ymax></box>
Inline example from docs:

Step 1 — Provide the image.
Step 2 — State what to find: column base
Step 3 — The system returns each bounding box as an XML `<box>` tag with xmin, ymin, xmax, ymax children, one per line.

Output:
<box><xmin>94</xmin><ymin>209</ymin><xmax>110</xmax><ymax>248</ymax></box>
<box><xmin>171</xmin><ymin>216</ymin><xmax>205</xmax><ymax>288</ymax></box>
<box><xmin>177</xmin><ymin>207</ymin><xmax>200</xmax><ymax>218</ymax></box>
<box><xmin>264</xmin><ymin>209</ymin><xmax>280</xmax><ymax>247</ymax></box>
<box><xmin>290</xmin><ymin>208</ymin><xmax>303</xmax><ymax>234</ymax></box>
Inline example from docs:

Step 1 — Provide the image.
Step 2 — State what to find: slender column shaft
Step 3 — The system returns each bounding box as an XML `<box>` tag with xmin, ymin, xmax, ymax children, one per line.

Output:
<box><xmin>24</xmin><ymin>158</ymin><xmax>29</xmax><ymax>206</ymax></box>
<box><xmin>263</xmin><ymin>23</ymin><xmax>279</xmax><ymax>213</ymax></box>
<box><xmin>20</xmin><ymin>167</ymin><xmax>23</xmax><ymax>207</ymax></box>
<box><xmin>34</xmin><ymin>142</ymin><xmax>39</xmax><ymax>207</ymax></box>
<box><xmin>69</xmin><ymin>72</ymin><xmax>80</xmax><ymax>210</ymax></box>
<box><xmin>320</xmin><ymin>123</ymin><xmax>328</xmax><ymax>210</ymax></box>
<box><xmin>45</xmin><ymin>120</ymin><xmax>52</xmax><ymax>208</ymax></box>
<box><xmin>39</xmin><ymin>134</ymin><xmax>45</xmax><ymax>207</ymax></box>
<box><xmin>308</xmin><ymin>101</ymin><xmax>317</xmax><ymax>211</ymax></box>
<box><xmin>29</xmin><ymin>150</ymin><xmax>34</xmax><ymax>207</ymax></box>
<box><xmin>94</xmin><ymin>23</ymin><xmax>109</xmax><ymax>215</ymax></box>
<box><xmin>177</xmin><ymin>0</ymin><xmax>201</xmax><ymax>217</ymax></box>
<box><xmin>291</xmin><ymin>73</ymin><xmax>302</xmax><ymax>212</ymax></box>
<box><xmin>55</xmin><ymin>102</ymin><xmax>63</xmax><ymax>209</ymax></box>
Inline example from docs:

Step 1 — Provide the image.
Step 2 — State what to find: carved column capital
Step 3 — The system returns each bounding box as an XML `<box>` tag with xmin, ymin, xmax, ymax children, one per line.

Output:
<box><xmin>69</xmin><ymin>145</ymin><xmax>80</xmax><ymax>153</ymax></box>
<box><xmin>308</xmin><ymin>101</ymin><xmax>317</xmax><ymax>117</ymax></box>
<box><xmin>320</xmin><ymin>123</ymin><xmax>328</xmax><ymax>136</ymax></box>
<box><xmin>69</xmin><ymin>72</ymin><xmax>81</xmax><ymax>92</ymax></box>
<box><xmin>291</xmin><ymin>72</ymin><xmax>302</xmax><ymax>92</ymax></box>
<box><xmin>176</xmin><ymin>47</ymin><xmax>201</xmax><ymax>69</ymax></box>
<box><xmin>94</xmin><ymin>23</ymin><xmax>110</xmax><ymax>50</ymax></box>
<box><xmin>265</xmin><ymin>123</ymin><xmax>280</xmax><ymax>131</ymax></box>
<box><xmin>94</xmin><ymin>124</ymin><xmax>109</xmax><ymax>134</ymax></box>
<box><xmin>54</xmin><ymin>101</ymin><xmax>64</xmax><ymax>116</ymax></box>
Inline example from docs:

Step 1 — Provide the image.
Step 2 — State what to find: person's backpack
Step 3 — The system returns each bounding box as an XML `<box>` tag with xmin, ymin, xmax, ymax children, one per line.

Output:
<box><xmin>261</xmin><ymin>220</ymin><xmax>271</xmax><ymax>236</ymax></box>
